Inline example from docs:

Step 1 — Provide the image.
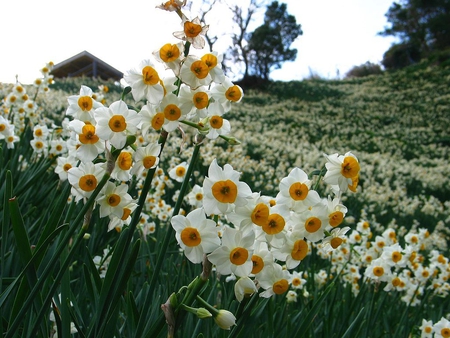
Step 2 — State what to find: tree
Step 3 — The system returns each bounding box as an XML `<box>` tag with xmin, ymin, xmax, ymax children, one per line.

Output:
<box><xmin>227</xmin><ymin>0</ymin><xmax>265</xmax><ymax>79</ymax></box>
<box><xmin>380</xmin><ymin>0</ymin><xmax>450</xmax><ymax>69</ymax></box>
<box><xmin>247</xmin><ymin>1</ymin><xmax>302</xmax><ymax>81</ymax></box>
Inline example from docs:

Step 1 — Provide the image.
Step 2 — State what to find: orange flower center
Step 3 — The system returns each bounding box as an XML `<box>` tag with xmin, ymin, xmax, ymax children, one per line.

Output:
<box><xmin>392</xmin><ymin>251</ymin><xmax>402</xmax><ymax>263</ymax></box>
<box><xmin>193</xmin><ymin>92</ymin><xmax>208</xmax><ymax>109</ymax></box>
<box><xmin>143</xmin><ymin>155</ymin><xmax>157</xmax><ymax>169</ymax></box>
<box><xmin>209</xmin><ymin>115</ymin><xmax>223</xmax><ymax>129</ymax></box>
<box><xmin>107</xmin><ymin>193</ymin><xmax>121</xmax><ymax>207</ymax></box>
<box><xmin>291</xmin><ymin>239</ymin><xmax>308</xmax><ymax>260</ymax></box>
<box><xmin>180</xmin><ymin>227</ymin><xmax>201</xmax><ymax>247</ymax></box>
<box><xmin>201</xmin><ymin>53</ymin><xmax>218</xmax><ymax>69</ymax></box>
<box><xmin>373</xmin><ymin>266</ymin><xmax>384</xmax><ymax>277</ymax></box>
<box><xmin>190</xmin><ymin>60</ymin><xmax>209</xmax><ymax>79</ymax></box>
<box><xmin>262</xmin><ymin>214</ymin><xmax>285</xmax><ymax>235</ymax></box>
<box><xmin>225</xmin><ymin>85</ymin><xmax>242</xmax><ymax>102</ymax></box>
<box><xmin>305</xmin><ymin>217</ymin><xmax>321</xmax><ymax>233</ymax></box>
<box><xmin>341</xmin><ymin>156</ymin><xmax>360</xmax><ymax>178</ymax></box>
<box><xmin>118</xmin><ymin>152</ymin><xmax>132</xmax><ymax>170</ymax></box>
<box><xmin>251</xmin><ymin>255</ymin><xmax>264</xmax><ymax>274</ymax></box>
<box><xmin>251</xmin><ymin>203</ymin><xmax>269</xmax><ymax>227</ymax></box>
<box><xmin>159</xmin><ymin>43</ymin><xmax>180</xmax><ymax>63</ymax></box>
<box><xmin>272</xmin><ymin>279</ymin><xmax>289</xmax><ymax>295</ymax></box>
<box><xmin>229</xmin><ymin>247</ymin><xmax>248</xmax><ymax>265</ymax></box>
<box><xmin>184</xmin><ymin>21</ymin><xmax>202</xmax><ymax>38</ymax></box>
<box><xmin>329</xmin><ymin>211</ymin><xmax>344</xmax><ymax>227</ymax></box>
<box><xmin>78</xmin><ymin>96</ymin><xmax>93</xmax><ymax>111</ymax></box>
<box><xmin>164</xmin><ymin>104</ymin><xmax>181</xmax><ymax>121</ymax></box>
<box><xmin>151</xmin><ymin>112</ymin><xmax>165</xmax><ymax>130</ymax></box>
<box><xmin>79</xmin><ymin>124</ymin><xmax>99</xmax><ymax>144</ymax></box>
<box><xmin>176</xmin><ymin>166</ymin><xmax>186</xmax><ymax>177</ymax></box>
<box><xmin>109</xmin><ymin>115</ymin><xmax>127</xmax><ymax>132</ymax></box>
<box><xmin>331</xmin><ymin>237</ymin><xmax>344</xmax><ymax>249</ymax></box>
<box><xmin>79</xmin><ymin>174</ymin><xmax>97</xmax><ymax>192</ymax></box>
<box><xmin>289</xmin><ymin>182</ymin><xmax>308</xmax><ymax>201</ymax></box>
<box><xmin>142</xmin><ymin>66</ymin><xmax>160</xmax><ymax>85</ymax></box>
<box><xmin>211</xmin><ymin>180</ymin><xmax>237</xmax><ymax>203</ymax></box>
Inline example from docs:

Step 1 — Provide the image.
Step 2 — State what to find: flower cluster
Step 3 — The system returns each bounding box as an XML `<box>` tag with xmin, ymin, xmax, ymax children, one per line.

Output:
<box><xmin>0</xmin><ymin>63</ymin><xmax>55</xmax><ymax>149</ymax></box>
<box><xmin>172</xmin><ymin>154</ymin><xmax>360</xmax><ymax>299</ymax></box>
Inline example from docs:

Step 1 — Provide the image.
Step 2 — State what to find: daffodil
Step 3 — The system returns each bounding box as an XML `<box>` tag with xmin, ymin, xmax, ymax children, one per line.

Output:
<box><xmin>234</xmin><ymin>276</ymin><xmax>258</xmax><ymax>302</ymax></box>
<box><xmin>66</xmin><ymin>85</ymin><xmax>103</xmax><ymax>122</ymax></box>
<box><xmin>67</xmin><ymin>162</ymin><xmax>105</xmax><ymax>202</ymax></box>
<box><xmin>139</xmin><ymin>103</ymin><xmax>165</xmax><ymax>136</ymax></box>
<box><xmin>95</xmin><ymin>100</ymin><xmax>141</xmax><ymax>150</ymax></box>
<box><xmin>158</xmin><ymin>93</ymin><xmax>190</xmax><ymax>132</ymax></box>
<box><xmin>433</xmin><ymin>317</ymin><xmax>450</xmax><ymax>338</ymax></box>
<box><xmin>124</xmin><ymin>60</ymin><xmax>165</xmax><ymax>104</ymax></box>
<box><xmin>319</xmin><ymin>226</ymin><xmax>351</xmax><ymax>253</ymax></box>
<box><xmin>111</xmin><ymin>150</ymin><xmax>134</xmax><ymax>182</ymax></box>
<box><xmin>202</xmin><ymin>159</ymin><xmax>253</xmax><ymax>215</ymax></box>
<box><xmin>153</xmin><ymin>42</ymin><xmax>185</xmax><ymax>74</ymax></box>
<box><xmin>271</xmin><ymin>233</ymin><xmax>309</xmax><ymax>270</ymax></box>
<box><xmin>169</xmin><ymin>161</ymin><xmax>188</xmax><ymax>182</ymax></box>
<box><xmin>55</xmin><ymin>155</ymin><xmax>78</xmax><ymax>181</ymax></box>
<box><xmin>276</xmin><ymin>167</ymin><xmax>321</xmax><ymax>212</ymax></box>
<box><xmin>323</xmin><ymin>152</ymin><xmax>360</xmax><ymax>194</ymax></box>
<box><xmin>96</xmin><ymin>181</ymin><xmax>133</xmax><ymax>219</ymax></box>
<box><xmin>205</xmin><ymin>113</ymin><xmax>231</xmax><ymax>140</ymax></box>
<box><xmin>257</xmin><ymin>262</ymin><xmax>292</xmax><ymax>298</ymax></box>
<box><xmin>290</xmin><ymin>203</ymin><xmax>329</xmax><ymax>243</ymax></box>
<box><xmin>180</xmin><ymin>56</ymin><xmax>213</xmax><ymax>89</ymax></box>
<box><xmin>207</xmin><ymin>226</ymin><xmax>255</xmax><ymax>277</ymax></box>
<box><xmin>131</xmin><ymin>142</ymin><xmax>161</xmax><ymax>177</ymax></box>
<box><xmin>156</xmin><ymin>0</ymin><xmax>186</xmax><ymax>12</ymax></box>
<box><xmin>171</xmin><ymin>207</ymin><xmax>221</xmax><ymax>264</ymax></box>
<box><xmin>186</xmin><ymin>184</ymin><xmax>204</xmax><ymax>209</ymax></box>
<box><xmin>210</xmin><ymin>78</ymin><xmax>243</xmax><ymax>113</ymax></box>
<box><xmin>173</xmin><ymin>16</ymin><xmax>209</xmax><ymax>49</ymax></box>
<box><xmin>68</xmin><ymin>119</ymin><xmax>104</xmax><ymax>162</ymax></box>
<box><xmin>201</xmin><ymin>52</ymin><xmax>225</xmax><ymax>84</ymax></box>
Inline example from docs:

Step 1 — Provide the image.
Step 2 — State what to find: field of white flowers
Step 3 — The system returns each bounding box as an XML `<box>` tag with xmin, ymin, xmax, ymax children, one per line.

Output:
<box><xmin>0</xmin><ymin>7</ymin><xmax>449</xmax><ymax>336</ymax></box>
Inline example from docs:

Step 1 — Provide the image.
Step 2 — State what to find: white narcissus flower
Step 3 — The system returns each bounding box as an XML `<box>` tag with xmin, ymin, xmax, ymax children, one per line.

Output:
<box><xmin>276</xmin><ymin>167</ymin><xmax>321</xmax><ymax>212</ymax></box>
<box><xmin>95</xmin><ymin>100</ymin><xmax>141</xmax><ymax>150</ymax></box>
<box><xmin>173</xmin><ymin>16</ymin><xmax>209</xmax><ymax>49</ymax></box>
<box><xmin>96</xmin><ymin>182</ymin><xmax>132</xmax><ymax>219</ymax></box>
<box><xmin>202</xmin><ymin>159</ymin><xmax>252</xmax><ymax>216</ymax></box>
<box><xmin>55</xmin><ymin>155</ymin><xmax>78</xmax><ymax>181</ymax></box>
<box><xmin>131</xmin><ymin>142</ymin><xmax>161</xmax><ymax>177</ymax></box>
<box><xmin>171</xmin><ymin>208</ymin><xmax>220</xmax><ymax>264</ymax></box>
<box><xmin>234</xmin><ymin>276</ymin><xmax>257</xmax><ymax>302</ymax></box>
<box><xmin>433</xmin><ymin>317</ymin><xmax>450</xmax><ymax>338</ymax></box>
<box><xmin>210</xmin><ymin>78</ymin><xmax>243</xmax><ymax>113</ymax></box>
<box><xmin>323</xmin><ymin>151</ymin><xmax>360</xmax><ymax>194</ymax></box>
<box><xmin>159</xmin><ymin>93</ymin><xmax>191</xmax><ymax>132</ymax></box>
<box><xmin>169</xmin><ymin>161</ymin><xmax>188</xmax><ymax>183</ymax></box>
<box><xmin>68</xmin><ymin>119</ymin><xmax>104</xmax><ymax>163</ymax></box>
<box><xmin>123</xmin><ymin>59</ymin><xmax>164</xmax><ymax>104</ymax></box>
<box><xmin>66</xmin><ymin>85</ymin><xmax>103</xmax><ymax>122</ymax></box>
<box><xmin>179</xmin><ymin>56</ymin><xmax>212</xmax><ymax>89</ymax></box>
<box><xmin>207</xmin><ymin>226</ymin><xmax>255</xmax><ymax>277</ymax></box>
<box><xmin>257</xmin><ymin>262</ymin><xmax>291</xmax><ymax>298</ymax></box>
<box><xmin>67</xmin><ymin>162</ymin><xmax>105</xmax><ymax>202</ymax></box>
<box><xmin>152</xmin><ymin>42</ymin><xmax>185</xmax><ymax>74</ymax></box>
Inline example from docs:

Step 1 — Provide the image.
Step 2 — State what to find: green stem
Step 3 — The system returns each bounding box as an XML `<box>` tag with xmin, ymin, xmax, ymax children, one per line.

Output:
<box><xmin>149</xmin><ymin>138</ymin><xmax>203</xmax><ymax>292</ymax></box>
<box><xmin>138</xmin><ymin>138</ymin><xmax>203</xmax><ymax>337</ymax></box>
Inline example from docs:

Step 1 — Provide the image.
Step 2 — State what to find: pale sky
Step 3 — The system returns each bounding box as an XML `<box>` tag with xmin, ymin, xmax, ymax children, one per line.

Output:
<box><xmin>0</xmin><ymin>0</ymin><xmax>397</xmax><ymax>84</ymax></box>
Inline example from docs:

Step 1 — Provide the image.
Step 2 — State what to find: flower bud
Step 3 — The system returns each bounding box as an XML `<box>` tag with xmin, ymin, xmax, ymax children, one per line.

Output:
<box><xmin>196</xmin><ymin>307</ymin><xmax>212</xmax><ymax>319</ymax></box>
<box><xmin>214</xmin><ymin>309</ymin><xmax>236</xmax><ymax>330</ymax></box>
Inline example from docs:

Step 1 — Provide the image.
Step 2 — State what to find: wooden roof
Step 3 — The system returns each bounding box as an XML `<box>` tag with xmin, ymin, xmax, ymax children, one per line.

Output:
<box><xmin>51</xmin><ymin>50</ymin><xmax>123</xmax><ymax>81</ymax></box>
